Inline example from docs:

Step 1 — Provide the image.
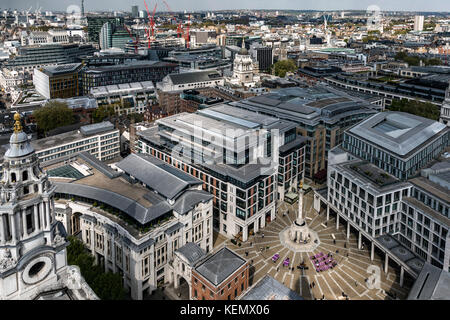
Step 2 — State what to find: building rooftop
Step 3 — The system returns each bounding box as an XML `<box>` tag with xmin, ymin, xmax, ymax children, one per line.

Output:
<box><xmin>240</xmin><ymin>275</ymin><xmax>303</xmax><ymax>300</ymax></box>
<box><xmin>31</xmin><ymin>121</ymin><xmax>116</xmax><ymax>152</ymax></box>
<box><xmin>194</xmin><ymin>247</ymin><xmax>247</xmax><ymax>286</ymax></box>
<box><xmin>116</xmin><ymin>153</ymin><xmax>203</xmax><ymax>200</ymax></box>
<box><xmin>229</xmin><ymin>85</ymin><xmax>377</xmax><ymax>125</ymax></box>
<box><xmin>83</xmin><ymin>61</ymin><xmax>177</xmax><ymax>73</ymax></box>
<box><xmin>407</xmin><ymin>262</ymin><xmax>450</xmax><ymax>300</ymax></box>
<box><xmin>90</xmin><ymin>81</ymin><xmax>155</xmax><ymax>96</ymax></box>
<box><xmin>40</xmin><ymin>63</ymin><xmax>83</xmax><ymax>76</ymax></box>
<box><xmin>47</xmin><ymin>152</ymin><xmax>211</xmax><ymax>227</ymax></box>
<box><xmin>176</xmin><ymin>242</ymin><xmax>207</xmax><ymax>267</ymax></box>
<box><xmin>348</xmin><ymin>112</ymin><xmax>448</xmax><ymax>158</ymax></box>
<box><xmin>165</xmin><ymin>70</ymin><xmax>223</xmax><ymax>85</ymax></box>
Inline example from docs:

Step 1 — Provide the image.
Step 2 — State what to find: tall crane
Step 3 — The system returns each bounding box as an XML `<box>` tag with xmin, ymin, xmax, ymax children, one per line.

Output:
<box><xmin>124</xmin><ymin>24</ymin><xmax>138</xmax><ymax>53</ymax></box>
<box><xmin>185</xmin><ymin>14</ymin><xmax>190</xmax><ymax>49</ymax></box>
<box><xmin>163</xmin><ymin>0</ymin><xmax>183</xmax><ymax>38</ymax></box>
<box><xmin>143</xmin><ymin>0</ymin><xmax>157</xmax><ymax>49</ymax></box>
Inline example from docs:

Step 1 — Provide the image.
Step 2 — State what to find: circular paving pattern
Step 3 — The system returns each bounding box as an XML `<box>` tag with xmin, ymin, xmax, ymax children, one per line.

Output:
<box><xmin>224</xmin><ymin>192</ymin><xmax>413</xmax><ymax>300</ymax></box>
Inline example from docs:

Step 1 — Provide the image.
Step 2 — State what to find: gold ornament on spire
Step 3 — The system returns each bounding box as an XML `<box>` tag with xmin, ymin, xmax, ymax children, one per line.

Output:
<box><xmin>13</xmin><ymin>112</ymin><xmax>22</xmax><ymax>133</ymax></box>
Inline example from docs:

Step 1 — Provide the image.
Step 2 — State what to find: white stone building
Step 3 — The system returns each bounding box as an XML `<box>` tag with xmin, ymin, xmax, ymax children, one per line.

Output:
<box><xmin>48</xmin><ymin>152</ymin><xmax>213</xmax><ymax>300</ymax></box>
<box><xmin>0</xmin><ymin>114</ymin><xmax>97</xmax><ymax>300</ymax></box>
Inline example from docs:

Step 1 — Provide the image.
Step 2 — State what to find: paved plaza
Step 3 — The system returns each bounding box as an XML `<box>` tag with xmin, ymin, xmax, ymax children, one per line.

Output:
<box><xmin>220</xmin><ymin>192</ymin><xmax>412</xmax><ymax>300</ymax></box>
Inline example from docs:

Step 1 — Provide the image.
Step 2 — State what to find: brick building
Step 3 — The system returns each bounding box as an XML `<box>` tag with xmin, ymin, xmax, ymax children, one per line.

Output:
<box><xmin>191</xmin><ymin>247</ymin><xmax>249</xmax><ymax>300</ymax></box>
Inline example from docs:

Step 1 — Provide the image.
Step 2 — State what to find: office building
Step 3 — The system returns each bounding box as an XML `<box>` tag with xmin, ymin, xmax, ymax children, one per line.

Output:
<box><xmin>249</xmin><ymin>45</ymin><xmax>273</xmax><ymax>73</ymax></box>
<box><xmin>414</xmin><ymin>15</ymin><xmax>425</xmax><ymax>32</ymax></box>
<box><xmin>81</xmin><ymin>61</ymin><xmax>179</xmax><ymax>94</ymax></box>
<box><xmin>90</xmin><ymin>81</ymin><xmax>157</xmax><ymax>115</ymax></box>
<box><xmin>87</xmin><ymin>16</ymin><xmax>124</xmax><ymax>44</ymax></box>
<box><xmin>30</xmin><ymin>121</ymin><xmax>120</xmax><ymax>165</ymax></box>
<box><xmin>136</xmin><ymin>104</ymin><xmax>306</xmax><ymax>242</ymax></box>
<box><xmin>441</xmin><ymin>83</ymin><xmax>450</xmax><ymax>127</ymax></box>
<box><xmin>3</xmin><ymin>44</ymin><xmax>96</xmax><ymax>73</ymax></box>
<box><xmin>100</xmin><ymin>22</ymin><xmax>133</xmax><ymax>50</ymax></box>
<box><xmin>156</xmin><ymin>71</ymin><xmax>225</xmax><ymax>115</ymax></box>
<box><xmin>341</xmin><ymin>112</ymin><xmax>449</xmax><ymax>180</ymax></box>
<box><xmin>229</xmin><ymin>85</ymin><xmax>379</xmax><ymax>179</ymax></box>
<box><xmin>48</xmin><ymin>152</ymin><xmax>213</xmax><ymax>299</ymax></box>
<box><xmin>324</xmin><ymin>112</ymin><xmax>449</xmax><ymax>284</ymax></box>
<box><xmin>33</xmin><ymin>63</ymin><xmax>83</xmax><ymax>99</ymax></box>
<box><xmin>131</xmin><ymin>6</ymin><xmax>139</xmax><ymax>18</ymax></box>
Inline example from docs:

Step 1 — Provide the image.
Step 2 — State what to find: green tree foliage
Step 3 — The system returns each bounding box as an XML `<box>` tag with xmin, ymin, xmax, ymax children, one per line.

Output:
<box><xmin>33</xmin><ymin>101</ymin><xmax>74</xmax><ymax>133</ymax></box>
<box><xmin>387</xmin><ymin>99</ymin><xmax>441</xmax><ymax>121</ymax></box>
<box><xmin>395</xmin><ymin>51</ymin><xmax>442</xmax><ymax>66</ymax></box>
<box><xmin>92</xmin><ymin>105</ymin><xmax>116</xmax><ymax>123</ymax></box>
<box><xmin>271</xmin><ymin>59</ymin><xmax>298</xmax><ymax>77</ymax></box>
<box><xmin>67</xmin><ymin>236</ymin><xmax>126</xmax><ymax>300</ymax></box>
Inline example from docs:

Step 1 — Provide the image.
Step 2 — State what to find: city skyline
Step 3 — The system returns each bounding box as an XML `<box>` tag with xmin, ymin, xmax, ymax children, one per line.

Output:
<box><xmin>2</xmin><ymin>0</ymin><xmax>450</xmax><ymax>12</ymax></box>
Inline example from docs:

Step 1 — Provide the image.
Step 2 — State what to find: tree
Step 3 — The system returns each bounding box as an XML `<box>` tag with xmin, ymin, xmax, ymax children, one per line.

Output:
<box><xmin>387</xmin><ymin>99</ymin><xmax>440</xmax><ymax>121</ymax></box>
<box><xmin>33</xmin><ymin>101</ymin><xmax>74</xmax><ymax>134</ymax></box>
<box><xmin>66</xmin><ymin>236</ymin><xmax>126</xmax><ymax>300</ymax></box>
<box><xmin>92</xmin><ymin>105</ymin><xmax>115</xmax><ymax>123</ymax></box>
<box><xmin>271</xmin><ymin>59</ymin><xmax>298</xmax><ymax>78</ymax></box>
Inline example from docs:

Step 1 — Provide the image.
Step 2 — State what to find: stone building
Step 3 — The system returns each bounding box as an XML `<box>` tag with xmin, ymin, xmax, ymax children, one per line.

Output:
<box><xmin>0</xmin><ymin>114</ymin><xmax>97</xmax><ymax>300</ymax></box>
<box><xmin>47</xmin><ymin>152</ymin><xmax>213</xmax><ymax>299</ymax></box>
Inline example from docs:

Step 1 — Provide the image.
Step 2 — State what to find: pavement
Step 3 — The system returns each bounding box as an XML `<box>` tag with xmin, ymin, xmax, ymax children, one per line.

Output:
<box><xmin>223</xmin><ymin>192</ymin><xmax>412</xmax><ymax>300</ymax></box>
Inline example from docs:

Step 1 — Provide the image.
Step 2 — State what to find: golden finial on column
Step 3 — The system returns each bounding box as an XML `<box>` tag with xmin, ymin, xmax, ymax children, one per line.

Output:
<box><xmin>13</xmin><ymin>112</ymin><xmax>22</xmax><ymax>133</ymax></box>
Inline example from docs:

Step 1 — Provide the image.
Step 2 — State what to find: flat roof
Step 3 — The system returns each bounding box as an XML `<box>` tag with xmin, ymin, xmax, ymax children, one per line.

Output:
<box><xmin>32</xmin><ymin>122</ymin><xmax>116</xmax><ymax>152</ymax></box>
<box><xmin>407</xmin><ymin>262</ymin><xmax>450</xmax><ymax>300</ymax></box>
<box><xmin>348</xmin><ymin>112</ymin><xmax>448</xmax><ymax>158</ymax></box>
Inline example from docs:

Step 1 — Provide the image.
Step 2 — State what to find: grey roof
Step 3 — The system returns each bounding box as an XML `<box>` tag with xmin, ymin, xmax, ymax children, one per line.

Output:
<box><xmin>176</xmin><ymin>242</ymin><xmax>206</xmax><ymax>266</ymax></box>
<box><xmin>4</xmin><ymin>131</ymin><xmax>35</xmax><ymax>158</ymax></box>
<box><xmin>173</xmin><ymin>190</ymin><xmax>213</xmax><ymax>215</ymax></box>
<box><xmin>408</xmin><ymin>262</ymin><xmax>450</xmax><ymax>300</ymax></box>
<box><xmin>194</xmin><ymin>247</ymin><xmax>246</xmax><ymax>286</ymax></box>
<box><xmin>165</xmin><ymin>222</ymin><xmax>184</xmax><ymax>235</ymax></box>
<box><xmin>41</xmin><ymin>63</ymin><xmax>82</xmax><ymax>76</ymax></box>
<box><xmin>78</xmin><ymin>152</ymin><xmax>121</xmax><ymax>179</ymax></box>
<box><xmin>375</xmin><ymin>234</ymin><xmax>425</xmax><ymax>275</ymax></box>
<box><xmin>54</xmin><ymin>182</ymin><xmax>171</xmax><ymax>225</ymax></box>
<box><xmin>240</xmin><ymin>275</ymin><xmax>304</xmax><ymax>300</ymax></box>
<box><xmin>116</xmin><ymin>153</ymin><xmax>202</xmax><ymax>200</ymax></box>
<box><xmin>79</xmin><ymin>121</ymin><xmax>115</xmax><ymax>136</ymax></box>
<box><xmin>348</xmin><ymin>112</ymin><xmax>448</xmax><ymax>158</ymax></box>
<box><xmin>167</xmin><ymin>70</ymin><xmax>223</xmax><ymax>85</ymax></box>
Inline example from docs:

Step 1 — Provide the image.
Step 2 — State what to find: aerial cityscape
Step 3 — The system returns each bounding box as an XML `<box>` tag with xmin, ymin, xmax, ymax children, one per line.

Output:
<box><xmin>0</xmin><ymin>0</ymin><xmax>449</xmax><ymax>304</ymax></box>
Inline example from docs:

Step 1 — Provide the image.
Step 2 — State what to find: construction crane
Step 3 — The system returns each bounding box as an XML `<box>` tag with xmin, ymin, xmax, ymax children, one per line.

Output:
<box><xmin>124</xmin><ymin>24</ymin><xmax>139</xmax><ymax>53</ymax></box>
<box><xmin>143</xmin><ymin>0</ymin><xmax>157</xmax><ymax>49</ymax></box>
<box><xmin>185</xmin><ymin>14</ymin><xmax>190</xmax><ymax>49</ymax></box>
<box><xmin>163</xmin><ymin>0</ymin><xmax>183</xmax><ymax>38</ymax></box>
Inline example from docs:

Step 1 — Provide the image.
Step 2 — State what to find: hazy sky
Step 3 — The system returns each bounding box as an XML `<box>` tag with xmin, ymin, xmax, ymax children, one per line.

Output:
<box><xmin>2</xmin><ymin>0</ymin><xmax>450</xmax><ymax>12</ymax></box>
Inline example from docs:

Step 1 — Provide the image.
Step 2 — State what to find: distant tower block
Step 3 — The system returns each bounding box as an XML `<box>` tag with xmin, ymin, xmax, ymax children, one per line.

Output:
<box><xmin>81</xmin><ymin>0</ymin><xmax>85</xmax><ymax>17</ymax></box>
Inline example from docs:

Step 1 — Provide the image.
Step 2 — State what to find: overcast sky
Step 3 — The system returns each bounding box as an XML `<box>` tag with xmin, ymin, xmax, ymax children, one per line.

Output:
<box><xmin>2</xmin><ymin>0</ymin><xmax>450</xmax><ymax>12</ymax></box>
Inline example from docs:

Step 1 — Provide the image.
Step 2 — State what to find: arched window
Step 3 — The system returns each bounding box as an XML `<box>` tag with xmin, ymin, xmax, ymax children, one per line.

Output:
<box><xmin>11</xmin><ymin>173</ymin><xmax>16</xmax><ymax>183</ymax></box>
<box><xmin>22</xmin><ymin>171</ymin><xmax>28</xmax><ymax>181</ymax></box>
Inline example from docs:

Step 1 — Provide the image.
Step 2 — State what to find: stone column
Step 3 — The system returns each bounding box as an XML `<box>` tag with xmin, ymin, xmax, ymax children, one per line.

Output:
<box><xmin>336</xmin><ymin>214</ymin><xmax>340</xmax><ymax>230</ymax></box>
<box><xmin>358</xmin><ymin>231</ymin><xmax>362</xmax><ymax>250</ymax></box>
<box><xmin>112</xmin><ymin>235</ymin><xmax>117</xmax><ymax>273</ymax></box>
<box><xmin>33</xmin><ymin>204</ymin><xmax>39</xmax><ymax>232</ymax></box>
<box><xmin>22</xmin><ymin>209</ymin><xmax>27</xmax><ymax>236</ymax></box>
<box><xmin>384</xmin><ymin>253</ymin><xmax>389</xmax><ymax>273</ymax></box>
<box><xmin>261</xmin><ymin>215</ymin><xmax>266</xmax><ymax>229</ymax></box>
<box><xmin>326</xmin><ymin>206</ymin><xmax>330</xmax><ymax>221</ymax></box>
<box><xmin>10</xmin><ymin>214</ymin><xmax>16</xmax><ymax>241</ymax></box>
<box><xmin>371</xmin><ymin>242</ymin><xmax>375</xmax><ymax>261</ymax></box>
<box><xmin>0</xmin><ymin>214</ymin><xmax>4</xmax><ymax>243</ymax></box>
<box><xmin>399</xmin><ymin>266</ymin><xmax>404</xmax><ymax>287</ymax></box>
<box><xmin>242</xmin><ymin>225</ymin><xmax>248</xmax><ymax>242</ymax></box>
<box><xmin>254</xmin><ymin>219</ymin><xmax>259</xmax><ymax>233</ymax></box>
<box><xmin>346</xmin><ymin>221</ymin><xmax>350</xmax><ymax>239</ymax></box>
